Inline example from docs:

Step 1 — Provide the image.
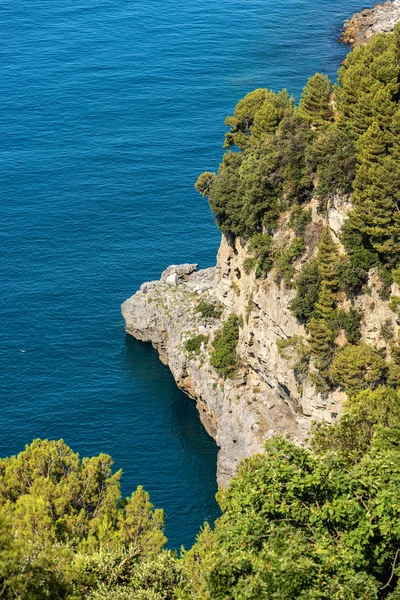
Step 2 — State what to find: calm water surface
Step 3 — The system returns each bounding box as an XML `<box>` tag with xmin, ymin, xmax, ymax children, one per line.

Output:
<box><xmin>1</xmin><ymin>0</ymin><xmax>367</xmax><ymax>548</ymax></box>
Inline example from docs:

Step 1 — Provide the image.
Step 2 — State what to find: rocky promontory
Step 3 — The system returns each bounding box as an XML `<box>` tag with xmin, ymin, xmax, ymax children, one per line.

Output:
<box><xmin>341</xmin><ymin>0</ymin><xmax>400</xmax><ymax>46</ymax></box>
<box><xmin>122</xmin><ymin>195</ymin><xmax>399</xmax><ymax>486</ymax></box>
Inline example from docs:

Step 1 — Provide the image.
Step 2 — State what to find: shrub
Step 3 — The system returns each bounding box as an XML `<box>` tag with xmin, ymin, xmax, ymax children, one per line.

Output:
<box><xmin>311</xmin><ymin>385</ymin><xmax>400</xmax><ymax>463</ymax></box>
<box><xmin>336</xmin><ymin>307</ymin><xmax>362</xmax><ymax>344</ymax></box>
<box><xmin>305</xmin><ymin>126</ymin><xmax>356</xmax><ymax>196</ymax></box>
<box><xmin>276</xmin><ymin>335</ymin><xmax>310</xmax><ymax>375</ymax></box>
<box><xmin>196</xmin><ymin>299</ymin><xmax>223</xmax><ymax>319</ymax></box>
<box><xmin>380</xmin><ymin>319</ymin><xmax>395</xmax><ymax>342</ymax></box>
<box><xmin>392</xmin><ymin>265</ymin><xmax>400</xmax><ymax>286</ymax></box>
<box><xmin>330</xmin><ymin>343</ymin><xmax>387</xmax><ymax>395</ymax></box>
<box><xmin>338</xmin><ymin>227</ymin><xmax>378</xmax><ymax>298</ymax></box>
<box><xmin>247</xmin><ymin>233</ymin><xmax>272</xmax><ymax>278</ymax></box>
<box><xmin>243</xmin><ymin>257</ymin><xmax>257</xmax><ymax>274</ymax></box>
<box><xmin>378</xmin><ymin>266</ymin><xmax>393</xmax><ymax>300</ymax></box>
<box><xmin>184</xmin><ymin>334</ymin><xmax>208</xmax><ymax>355</ymax></box>
<box><xmin>290</xmin><ymin>259</ymin><xmax>321</xmax><ymax>322</ymax></box>
<box><xmin>389</xmin><ymin>295</ymin><xmax>400</xmax><ymax>317</ymax></box>
<box><xmin>274</xmin><ymin>237</ymin><xmax>305</xmax><ymax>287</ymax></box>
<box><xmin>210</xmin><ymin>315</ymin><xmax>240</xmax><ymax>378</ymax></box>
<box><xmin>290</xmin><ymin>207</ymin><xmax>312</xmax><ymax>237</ymax></box>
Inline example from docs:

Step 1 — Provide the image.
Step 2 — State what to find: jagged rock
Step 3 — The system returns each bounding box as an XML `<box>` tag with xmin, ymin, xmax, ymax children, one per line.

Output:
<box><xmin>161</xmin><ymin>263</ymin><xmax>198</xmax><ymax>283</ymax></box>
<box><xmin>341</xmin><ymin>0</ymin><xmax>400</xmax><ymax>46</ymax></box>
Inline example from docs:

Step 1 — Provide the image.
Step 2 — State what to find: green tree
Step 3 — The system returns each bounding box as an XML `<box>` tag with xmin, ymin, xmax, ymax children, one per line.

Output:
<box><xmin>290</xmin><ymin>259</ymin><xmax>321</xmax><ymax>322</ymax></box>
<box><xmin>194</xmin><ymin>171</ymin><xmax>217</xmax><ymax>197</ymax></box>
<box><xmin>224</xmin><ymin>88</ymin><xmax>293</xmax><ymax>150</ymax></box>
<box><xmin>330</xmin><ymin>343</ymin><xmax>387</xmax><ymax>395</ymax></box>
<box><xmin>335</xmin><ymin>30</ymin><xmax>400</xmax><ymax>138</ymax></box>
<box><xmin>186</xmin><ymin>429</ymin><xmax>400</xmax><ymax>599</ymax></box>
<box><xmin>350</xmin><ymin>121</ymin><xmax>400</xmax><ymax>260</ymax></box>
<box><xmin>297</xmin><ymin>73</ymin><xmax>333</xmax><ymax>127</ymax></box>
<box><xmin>314</xmin><ymin>283</ymin><xmax>335</xmax><ymax>320</ymax></box>
<box><xmin>307</xmin><ymin>317</ymin><xmax>334</xmax><ymax>375</ymax></box>
<box><xmin>311</xmin><ymin>386</ymin><xmax>400</xmax><ymax>464</ymax></box>
<box><xmin>317</xmin><ymin>227</ymin><xmax>339</xmax><ymax>289</ymax></box>
<box><xmin>206</xmin><ymin>151</ymin><xmax>244</xmax><ymax>236</ymax></box>
<box><xmin>223</xmin><ymin>88</ymin><xmax>271</xmax><ymax>150</ymax></box>
<box><xmin>305</xmin><ymin>126</ymin><xmax>356</xmax><ymax>196</ymax></box>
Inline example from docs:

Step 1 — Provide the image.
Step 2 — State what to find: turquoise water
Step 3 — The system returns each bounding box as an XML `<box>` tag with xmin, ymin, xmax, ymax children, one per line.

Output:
<box><xmin>1</xmin><ymin>0</ymin><xmax>366</xmax><ymax>549</ymax></box>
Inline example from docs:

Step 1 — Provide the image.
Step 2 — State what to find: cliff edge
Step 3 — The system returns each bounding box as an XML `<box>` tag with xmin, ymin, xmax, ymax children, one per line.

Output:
<box><xmin>122</xmin><ymin>196</ymin><xmax>398</xmax><ymax>486</ymax></box>
<box><xmin>341</xmin><ymin>0</ymin><xmax>400</xmax><ymax>46</ymax></box>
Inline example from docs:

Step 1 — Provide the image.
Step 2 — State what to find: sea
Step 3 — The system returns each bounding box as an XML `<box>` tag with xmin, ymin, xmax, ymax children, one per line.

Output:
<box><xmin>1</xmin><ymin>0</ymin><xmax>368</xmax><ymax>549</ymax></box>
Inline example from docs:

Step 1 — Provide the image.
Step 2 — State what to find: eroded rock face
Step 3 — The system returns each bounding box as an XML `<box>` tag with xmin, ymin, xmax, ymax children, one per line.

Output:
<box><xmin>341</xmin><ymin>0</ymin><xmax>400</xmax><ymax>46</ymax></box>
<box><xmin>122</xmin><ymin>193</ymin><xmax>399</xmax><ymax>486</ymax></box>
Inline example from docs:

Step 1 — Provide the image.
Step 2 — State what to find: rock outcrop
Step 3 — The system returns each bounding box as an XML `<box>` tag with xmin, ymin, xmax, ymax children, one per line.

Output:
<box><xmin>122</xmin><ymin>193</ymin><xmax>400</xmax><ymax>486</ymax></box>
<box><xmin>341</xmin><ymin>0</ymin><xmax>400</xmax><ymax>46</ymax></box>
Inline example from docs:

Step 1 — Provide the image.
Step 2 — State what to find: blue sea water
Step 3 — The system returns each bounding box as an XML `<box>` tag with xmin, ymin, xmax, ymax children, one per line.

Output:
<box><xmin>1</xmin><ymin>0</ymin><xmax>368</xmax><ymax>549</ymax></box>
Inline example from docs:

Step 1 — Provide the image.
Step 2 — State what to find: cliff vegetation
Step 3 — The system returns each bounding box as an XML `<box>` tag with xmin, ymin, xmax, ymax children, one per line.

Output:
<box><xmin>197</xmin><ymin>23</ymin><xmax>400</xmax><ymax>394</ymax></box>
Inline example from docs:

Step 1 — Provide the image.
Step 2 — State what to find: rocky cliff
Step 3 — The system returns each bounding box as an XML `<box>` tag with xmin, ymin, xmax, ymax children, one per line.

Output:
<box><xmin>341</xmin><ymin>0</ymin><xmax>400</xmax><ymax>46</ymax></box>
<box><xmin>122</xmin><ymin>195</ymin><xmax>399</xmax><ymax>486</ymax></box>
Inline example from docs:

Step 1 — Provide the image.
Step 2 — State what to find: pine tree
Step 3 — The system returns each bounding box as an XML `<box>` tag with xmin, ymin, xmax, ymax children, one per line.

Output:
<box><xmin>351</xmin><ymin>121</ymin><xmax>400</xmax><ymax>259</ymax></box>
<box><xmin>315</xmin><ymin>284</ymin><xmax>335</xmax><ymax>320</ymax></box>
<box><xmin>251</xmin><ymin>89</ymin><xmax>293</xmax><ymax>140</ymax></box>
<box><xmin>307</xmin><ymin>317</ymin><xmax>334</xmax><ymax>375</ymax></box>
<box><xmin>317</xmin><ymin>227</ymin><xmax>339</xmax><ymax>290</ymax></box>
<box><xmin>224</xmin><ymin>89</ymin><xmax>270</xmax><ymax>150</ymax></box>
<box><xmin>335</xmin><ymin>32</ymin><xmax>400</xmax><ymax>139</ymax></box>
<box><xmin>297</xmin><ymin>74</ymin><xmax>333</xmax><ymax>127</ymax></box>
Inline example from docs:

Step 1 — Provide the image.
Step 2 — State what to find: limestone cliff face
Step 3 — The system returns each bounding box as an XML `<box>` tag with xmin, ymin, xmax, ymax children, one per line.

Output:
<box><xmin>122</xmin><ymin>194</ymin><xmax>399</xmax><ymax>486</ymax></box>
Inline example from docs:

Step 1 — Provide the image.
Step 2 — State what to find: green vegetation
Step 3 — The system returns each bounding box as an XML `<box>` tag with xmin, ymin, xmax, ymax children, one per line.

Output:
<box><xmin>8</xmin><ymin>25</ymin><xmax>400</xmax><ymax>600</ymax></box>
<box><xmin>330</xmin><ymin>343</ymin><xmax>387</xmax><ymax>395</ymax></box>
<box><xmin>336</xmin><ymin>306</ymin><xmax>362</xmax><ymax>344</ymax></box>
<box><xmin>0</xmin><ymin>439</ymin><xmax>172</xmax><ymax>599</ymax></box>
<box><xmin>273</xmin><ymin>237</ymin><xmax>305</xmax><ymax>287</ymax></box>
<box><xmin>276</xmin><ymin>335</ymin><xmax>310</xmax><ymax>375</ymax></box>
<box><xmin>184</xmin><ymin>334</ymin><xmax>208</xmax><ymax>355</ymax></box>
<box><xmin>185</xmin><ymin>386</ymin><xmax>400</xmax><ymax>599</ymax></box>
<box><xmin>290</xmin><ymin>259</ymin><xmax>321</xmax><ymax>321</ymax></box>
<box><xmin>210</xmin><ymin>314</ymin><xmax>240</xmax><ymax>378</ymax></box>
<box><xmin>297</xmin><ymin>73</ymin><xmax>333</xmax><ymax>126</ymax></box>
<box><xmin>389</xmin><ymin>295</ymin><xmax>400</xmax><ymax>317</ymax></box>
<box><xmin>195</xmin><ymin>25</ymin><xmax>400</xmax><ymax>298</ymax></box>
<box><xmin>7</xmin><ymin>387</ymin><xmax>400</xmax><ymax>598</ymax></box>
<box><xmin>195</xmin><ymin>299</ymin><xmax>223</xmax><ymax>319</ymax></box>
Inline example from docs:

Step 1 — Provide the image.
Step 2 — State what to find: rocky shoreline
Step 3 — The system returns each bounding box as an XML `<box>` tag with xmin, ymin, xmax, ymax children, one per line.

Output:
<box><xmin>341</xmin><ymin>0</ymin><xmax>400</xmax><ymax>46</ymax></box>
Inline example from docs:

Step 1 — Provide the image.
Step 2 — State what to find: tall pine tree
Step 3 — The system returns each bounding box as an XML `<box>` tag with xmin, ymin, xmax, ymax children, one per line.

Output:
<box><xmin>351</xmin><ymin>120</ymin><xmax>400</xmax><ymax>260</ymax></box>
<box><xmin>335</xmin><ymin>31</ymin><xmax>400</xmax><ymax>139</ymax></box>
<box><xmin>297</xmin><ymin>74</ymin><xmax>333</xmax><ymax>127</ymax></box>
<box><xmin>317</xmin><ymin>227</ymin><xmax>339</xmax><ymax>290</ymax></box>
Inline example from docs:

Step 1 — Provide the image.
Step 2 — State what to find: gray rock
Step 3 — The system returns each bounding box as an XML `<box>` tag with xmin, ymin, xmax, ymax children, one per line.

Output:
<box><xmin>161</xmin><ymin>263</ymin><xmax>198</xmax><ymax>283</ymax></box>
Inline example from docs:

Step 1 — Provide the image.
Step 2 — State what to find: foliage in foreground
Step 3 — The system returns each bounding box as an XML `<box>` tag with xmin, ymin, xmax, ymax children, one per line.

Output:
<box><xmin>4</xmin><ymin>387</ymin><xmax>400</xmax><ymax>598</ymax></box>
<box><xmin>0</xmin><ymin>439</ymin><xmax>175</xmax><ymax>599</ymax></box>
<box><xmin>184</xmin><ymin>386</ymin><xmax>400</xmax><ymax>599</ymax></box>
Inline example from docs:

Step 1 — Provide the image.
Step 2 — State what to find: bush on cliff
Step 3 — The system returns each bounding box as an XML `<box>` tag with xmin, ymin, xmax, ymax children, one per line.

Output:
<box><xmin>330</xmin><ymin>343</ymin><xmax>387</xmax><ymax>395</ymax></box>
<box><xmin>210</xmin><ymin>314</ymin><xmax>240</xmax><ymax>378</ymax></box>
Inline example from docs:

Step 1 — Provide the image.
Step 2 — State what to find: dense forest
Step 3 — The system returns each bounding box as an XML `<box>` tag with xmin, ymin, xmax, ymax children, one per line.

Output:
<box><xmin>5</xmin><ymin>24</ymin><xmax>400</xmax><ymax>600</ymax></box>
